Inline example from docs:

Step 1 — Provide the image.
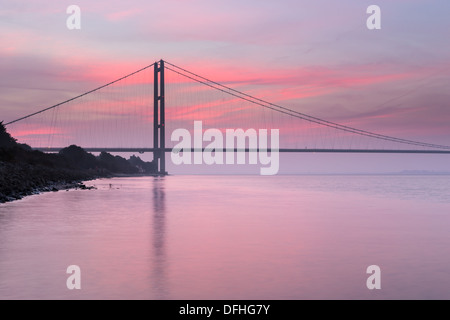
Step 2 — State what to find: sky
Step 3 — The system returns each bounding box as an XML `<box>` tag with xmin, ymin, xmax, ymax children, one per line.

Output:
<box><xmin>1</xmin><ymin>0</ymin><xmax>450</xmax><ymax>174</ymax></box>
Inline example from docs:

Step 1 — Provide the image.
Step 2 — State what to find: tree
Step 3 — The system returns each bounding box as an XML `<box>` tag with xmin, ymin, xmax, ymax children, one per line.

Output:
<box><xmin>98</xmin><ymin>151</ymin><xmax>138</xmax><ymax>174</ymax></box>
<box><xmin>0</xmin><ymin>122</ymin><xmax>17</xmax><ymax>149</ymax></box>
<box><xmin>128</xmin><ymin>155</ymin><xmax>157</xmax><ymax>173</ymax></box>
<box><xmin>59</xmin><ymin>145</ymin><xmax>98</xmax><ymax>169</ymax></box>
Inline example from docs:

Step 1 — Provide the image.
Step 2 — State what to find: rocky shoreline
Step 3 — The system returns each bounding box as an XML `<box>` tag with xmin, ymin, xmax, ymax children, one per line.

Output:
<box><xmin>0</xmin><ymin>162</ymin><xmax>101</xmax><ymax>203</ymax></box>
<box><xmin>0</xmin><ymin>122</ymin><xmax>158</xmax><ymax>204</ymax></box>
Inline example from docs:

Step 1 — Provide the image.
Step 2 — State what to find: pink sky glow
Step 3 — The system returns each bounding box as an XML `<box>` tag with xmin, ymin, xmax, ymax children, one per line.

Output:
<box><xmin>1</xmin><ymin>0</ymin><xmax>450</xmax><ymax>172</ymax></box>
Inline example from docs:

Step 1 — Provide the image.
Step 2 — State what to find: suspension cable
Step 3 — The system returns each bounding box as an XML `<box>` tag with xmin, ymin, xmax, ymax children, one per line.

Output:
<box><xmin>5</xmin><ymin>62</ymin><xmax>157</xmax><ymax>126</ymax></box>
<box><xmin>165</xmin><ymin>60</ymin><xmax>450</xmax><ymax>150</ymax></box>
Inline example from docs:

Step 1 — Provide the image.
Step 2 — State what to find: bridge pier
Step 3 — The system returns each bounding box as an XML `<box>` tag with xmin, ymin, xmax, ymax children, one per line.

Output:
<box><xmin>154</xmin><ymin>60</ymin><xmax>167</xmax><ymax>175</ymax></box>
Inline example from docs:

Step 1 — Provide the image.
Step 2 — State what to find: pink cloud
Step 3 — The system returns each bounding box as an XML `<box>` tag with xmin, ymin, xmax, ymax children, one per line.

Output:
<box><xmin>105</xmin><ymin>8</ymin><xmax>142</xmax><ymax>22</ymax></box>
<box><xmin>12</xmin><ymin>127</ymin><xmax>63</xmax><ymax>137</ymax></box>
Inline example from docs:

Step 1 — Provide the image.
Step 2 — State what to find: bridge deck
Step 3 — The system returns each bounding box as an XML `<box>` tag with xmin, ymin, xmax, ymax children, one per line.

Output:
<box><xmin>34</xmin><ymin>148</ymin><xmax>450</xmax><ymax>154</ymax></box>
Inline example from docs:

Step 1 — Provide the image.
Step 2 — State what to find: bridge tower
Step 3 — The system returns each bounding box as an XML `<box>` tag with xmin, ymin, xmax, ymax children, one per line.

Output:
<box><xmin>154</xmin><ymin>60</ymin><xmax>167</xmax><ymax>175</ymax></box>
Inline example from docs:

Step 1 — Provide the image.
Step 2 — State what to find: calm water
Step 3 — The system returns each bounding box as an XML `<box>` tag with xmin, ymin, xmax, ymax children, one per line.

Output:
<box><xmin>0</xmin><ymin>175</ymin><xmax>450</xmax><ymax>300</ymax></box>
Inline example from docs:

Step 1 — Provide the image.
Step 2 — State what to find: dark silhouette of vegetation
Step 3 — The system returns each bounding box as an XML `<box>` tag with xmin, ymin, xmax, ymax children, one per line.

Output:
<box><xmin>59</xmin><ymin>145</ymin><xmax>98</xmax><ymax>170</ymax></box>
<box><xmin>129</xmin><ymin>155</ymin><xmax>157</xmax><ymax>173</ymax></box>
<box><xmin>0</xmin><ymin>121</ymin><xmax>17</xmax><ymax>148</ymax></box>
<box><xmin>0</xmin><ymin>122</ymin><xmax>157</xmax><ymax>203</ymax></box>
<box><xmin>98</xmin><ymin>151</ymin><xmax>138</xmax><ymax>174</ymax></box>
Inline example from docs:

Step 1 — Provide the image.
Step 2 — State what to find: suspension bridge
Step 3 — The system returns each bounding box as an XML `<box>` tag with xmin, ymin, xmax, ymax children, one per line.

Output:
<box><xmin>4</xmin><ymin>59</ymin><xmax>450</xmax><ymax>175</ymax></box>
